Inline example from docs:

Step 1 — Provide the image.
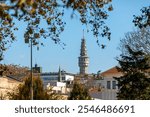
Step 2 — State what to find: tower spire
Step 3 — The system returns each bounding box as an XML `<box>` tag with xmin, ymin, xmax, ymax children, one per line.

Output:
<box><xmin>58</xmin><ymin>66</ymin><xmax>62</xmax><ymax>82</ymax></box>
<box><xmin>83</xmin><ymin>29</ymin><xmax>84</xmax><ymax>39</ymax></box>
<box><xmin>78</xmin><ymin>32</ymin><xmax>89</xmax><ymax>75</ymax></box>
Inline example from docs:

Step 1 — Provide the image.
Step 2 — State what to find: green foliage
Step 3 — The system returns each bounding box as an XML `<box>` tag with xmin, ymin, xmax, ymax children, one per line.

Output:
<box><xmin>0</xmin><ymin>0</ymin><xmax>113</xmax><ymax>60</ymax></box>
<box><xmin>7</xmin><ymin>75</ymin><xmax>63</xmax><ymax>100</ymax></box>
<box><xmin>0</xmin><ymin>64</ymin><xmax>29</xmax><ymax>76</ymax></box>
<box><xmin>116</xmin><ymin>46</ymin><xmax>150</xmax><ymax>100</ymax></box>
<box><xmin>68</xmin><ymin>82</ymin><xmax>91</xmax><ymax>100</ymax></box>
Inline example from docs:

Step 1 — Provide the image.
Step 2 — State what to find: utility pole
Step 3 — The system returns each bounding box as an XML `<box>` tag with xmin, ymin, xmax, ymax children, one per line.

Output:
<box><xmin>30</xmin><ymin>38</ymin><xmax>33</xmax><ymax>100</ymax></box>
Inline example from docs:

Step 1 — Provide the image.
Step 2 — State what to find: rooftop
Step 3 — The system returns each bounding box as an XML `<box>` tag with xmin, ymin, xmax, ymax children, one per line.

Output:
<box><xmin>100</xmin><ymin>66</ymin><xmax>123</xmax><ymax>77</ymax></box>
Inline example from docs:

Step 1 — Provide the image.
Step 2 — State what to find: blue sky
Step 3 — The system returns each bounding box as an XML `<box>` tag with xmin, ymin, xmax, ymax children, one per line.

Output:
<box><xmin>1</xmin><ymin>0</ymin><xmax>150</xmax><ymax>74</ymax></box>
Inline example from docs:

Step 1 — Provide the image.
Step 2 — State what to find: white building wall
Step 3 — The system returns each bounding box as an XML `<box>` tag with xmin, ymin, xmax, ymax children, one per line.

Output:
<box><xmin>41</xmin><ymin>73</ymin><xmax>74</xmax><ymax>88</ymax></box>
<box><xmin>101</xmin><ymin>78</ymin><xmax>118</xmax><ymax>100</ymax></box>
<box><xmin>65</xmin><ymin>75</ymin><xmax>74</xmax><ymax>81</ymax></box>
<box><xmin>101</xmin><ymin>89</ymin><xmax>117</xmax><ymax>100</ymax></box>
<box><xmin>90</xmin><ymin>78</ymin><xmax>118</xmax><ymax>100</ymax></box>
<box><xmin>47</xmin><ymin>82</ymin><xmax>66</xmax><ymax>94</ymax></box>
<box><xmin>0</xmin><ymin>77</ymin><xmax>21</xmax><ymax>99</ymax></box>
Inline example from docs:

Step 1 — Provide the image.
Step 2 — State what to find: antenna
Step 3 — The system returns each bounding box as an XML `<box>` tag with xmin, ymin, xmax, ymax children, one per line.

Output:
<box><xmin>35</xmin><ymin>57</ymin><xmax>37</xmax><ymax>65</ymax></box>
<box><xmin>83</xmin><ymin>29</ymin><xmax>85</xmax><ymax>39</ymax></box>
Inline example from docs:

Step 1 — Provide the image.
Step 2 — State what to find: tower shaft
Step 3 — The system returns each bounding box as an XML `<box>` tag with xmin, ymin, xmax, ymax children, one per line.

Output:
<box><xmin>78</xmin><ymin>38</ymin><xmax>89</xmax><ymax>74</ymax></box>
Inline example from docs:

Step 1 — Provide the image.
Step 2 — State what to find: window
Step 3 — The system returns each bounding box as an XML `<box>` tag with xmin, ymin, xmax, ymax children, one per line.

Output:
<box><xmin>112</xmin><ymin>81</ymin><xmax>116</xmax><ymax>89</ymax></box>
<box><xmin>62</xmin><ymin>77</ymin><xmax>65</xmax><ymax>80</ymax></box>
<box><xmin>107</xmin><ymin>81</ymin><xmax>111</xmax><ymax>89</ymax></box>
<box><xmin>54</xmin><ymin>77</ymin><xmax>58</xmax><ymax>80</ymax></box>
<box><xmin>43</xmin><ymin>77</ymin><xmax>49</xmax><ymax>81</ymax></box>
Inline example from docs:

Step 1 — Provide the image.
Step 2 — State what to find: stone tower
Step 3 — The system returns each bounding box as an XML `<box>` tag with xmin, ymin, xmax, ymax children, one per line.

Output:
<box><xmin>78</xmin><ymin>34</ymin><xmax>89</xmax><ymax>74</ymax></box>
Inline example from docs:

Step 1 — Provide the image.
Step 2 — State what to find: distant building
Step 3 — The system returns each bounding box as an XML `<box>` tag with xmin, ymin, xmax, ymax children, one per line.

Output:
<box><xmin>40</xmin><ymin>67</ymin><xmax>74</xmax><ymax>88</ymax></box>
<box><xmin>0</xmin><ymin>76</ymin><xmax>22</xmax><ymax>99</ymax></box>
<box><xmin>33</xmin><ymin>64</ymin><xmax>42</xmax><ymax>73</ymax></box>
<box><xmin>78</xmin><ymin>34</ymin><xmax>89</xmax><ymax>75</ymax></box>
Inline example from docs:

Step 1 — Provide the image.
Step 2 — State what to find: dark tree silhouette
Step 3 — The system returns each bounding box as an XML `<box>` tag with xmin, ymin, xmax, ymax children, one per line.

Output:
<box><xmin>133</xmin><ymin>6</ymin><xmax>150</xmax><ymax>28</ymax></box>
<box><xmin>115</xmin><ymin>46</ymin><xmax>150</xmax><ymax>100</ymax></box>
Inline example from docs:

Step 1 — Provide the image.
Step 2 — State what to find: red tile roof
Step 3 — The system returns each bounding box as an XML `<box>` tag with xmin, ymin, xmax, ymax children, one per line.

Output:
<box><xmin>100</xmin><ymin>66</ymin><xmax>122</xmax><ymax>76</ymax></box>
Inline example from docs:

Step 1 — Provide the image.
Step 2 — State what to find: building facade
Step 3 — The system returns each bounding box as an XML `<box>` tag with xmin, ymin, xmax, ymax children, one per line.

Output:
<box><xmin>40</xmin><ymin>68</ymin><xmax>74</xmax><ymax>94</ymax></box>
<box><xmin>40</xmin><ymin>68</ymin><xmax>74</xmax><ymax>88</ymax></box>
<box><xmin>0</xmin><ymin>76</ymin><xmax>22</xmax><ymax>99</ymax></box>
<box><xmin>89</xmin><ymin>67</ymin><xmax>123</xmax><ymax>100</ymax></box>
